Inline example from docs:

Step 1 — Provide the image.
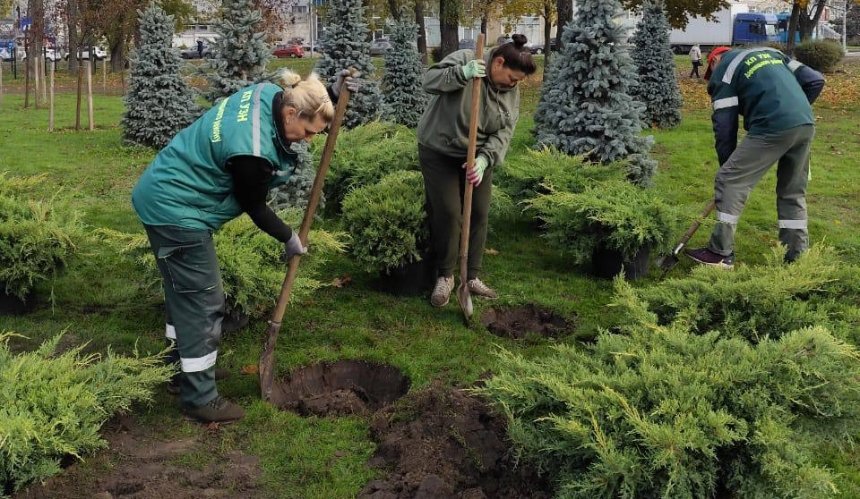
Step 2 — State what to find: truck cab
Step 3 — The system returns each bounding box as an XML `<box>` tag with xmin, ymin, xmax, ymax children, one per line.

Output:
<box><xmin>733</xmin><ymin>13</ymin><xmax>779</xmax><ymax>45</ymax></box>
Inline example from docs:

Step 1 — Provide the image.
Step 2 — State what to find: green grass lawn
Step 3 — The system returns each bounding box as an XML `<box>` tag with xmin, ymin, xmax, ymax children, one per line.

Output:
<box><xmin>2</xmin><ymin>58</ymin><xmax>859</xmax><ymax>497</ymax></box>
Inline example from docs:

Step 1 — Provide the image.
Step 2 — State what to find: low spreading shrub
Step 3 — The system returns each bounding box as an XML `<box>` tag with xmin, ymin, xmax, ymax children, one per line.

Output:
<box><xmin>612</xmin><ymin>245</ymin><xmax>860</xmax><ymax>344</ymax></box>
<box><xmin>794</xmin><ymin>40</ymin><xmax>845</xmax><ymax>73</ymax></box>
<box><xmin>0</xmin><ymin>333</ymin><xmax>173</xmax><ymax>493</ymax></box>
<box><xmin>527</xmin><ymin>180</ymin><xmax>678</xmax><ymax>265</ymax></box>
<box><xmin>480</xmin><ymin>323</ymin><xmax>860</xmax><ymax>498</ymax></box>
<box><xmin>316</xmin><ymin>122</ymin><xmax>419</xmax><ymax>213</ymax></box>
<box><xmin>341</xmin><ymin>170</ymin><xmax>428</xmax><ymax>274</ymax></box>
<box><xmin>0</xmin><ymin>174</ymin><xmax>81</xmax><ymax>301</ymax></box>
<box><xmin>98</xmin><ymin>210</ymin><xmax>344</xmax><ymax>319</ymax></box>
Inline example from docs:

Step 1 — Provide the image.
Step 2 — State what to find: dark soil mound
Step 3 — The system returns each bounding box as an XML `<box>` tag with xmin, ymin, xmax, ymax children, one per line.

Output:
<box><xmin>270</xmin><ymin>360</ymin><xmax>410</xmax><ymax>417</ymax></box>
<box><xmin>16</xmin><ymin>415</ymin><xmax>262</xmax><ymax>499</ymax></box>
<box><xmin>480</xmin><ymin>304</ymin><xmax>572</xmax><ymax>339</ymax></box>
<box><xmin>359</xmin><ymin>383</ymin><xmax>552</xmax><ymax>499</ymax></box>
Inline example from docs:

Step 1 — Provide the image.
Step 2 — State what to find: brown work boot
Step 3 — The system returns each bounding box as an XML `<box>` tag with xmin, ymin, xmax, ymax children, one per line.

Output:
<box><xmin>167</xmin><ymin>368</ymin><xmax>231</xmax><ymax>395</ymax></box>
<box><xmin>183</xmin><ymin>396</ymin><xmax>245</xmax><ymax>423</ymax></box>
<box><xmin>430</xmin><ymin>276</ymin><xmax>455</xmax><ymax>307</ymax></box>
<box><xmin>468</xmin><ymin>278</ymin><xmax>498</xmax><ymax>299</ymax></box>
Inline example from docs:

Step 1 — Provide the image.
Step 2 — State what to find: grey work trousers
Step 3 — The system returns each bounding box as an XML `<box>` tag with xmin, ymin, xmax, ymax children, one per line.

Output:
<box><xmin>144</xmin><ymin>224</ymin><xmax>224</xmax><ymax>408</ymax></box>
<box><xmin>710</xmin><ymin>124</ymin><xmax>815</xmax><ymax>261</ymax></box>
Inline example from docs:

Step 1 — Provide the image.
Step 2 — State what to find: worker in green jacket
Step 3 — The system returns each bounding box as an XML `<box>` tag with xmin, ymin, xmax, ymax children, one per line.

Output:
<box><xmin>132</xmin><ymin>69</ymin><xmax>357</xmax><ymax>423</ymax></box>
<box><xmin>418</xmin><ymin>34</ymin><xmax>537</xmax><ymax>307</ymax></box>
<box><xmin>686</xmin><ymin>46</ymin><xmax>825</xmax><ymax>269</ymax></box>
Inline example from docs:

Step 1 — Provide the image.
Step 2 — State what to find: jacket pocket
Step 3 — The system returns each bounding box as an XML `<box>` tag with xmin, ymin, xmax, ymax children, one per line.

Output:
<box><xmin>157</xmin><ymin>240</ymin><xmax>220</xmax><ymax>294</ymax></box>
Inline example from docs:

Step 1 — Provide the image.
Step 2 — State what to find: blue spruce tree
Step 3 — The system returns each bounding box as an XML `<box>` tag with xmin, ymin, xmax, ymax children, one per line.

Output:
<box><xmin>534</xmin><ymin>0</ymin><xmax>657</xmax><ymax>186</ymax></box>
<box><xmin>122</xmin><ymin>4</ymin><xmax>198</xmax><ymax>149</ymax></box>
<box><xmin>630</xmin><ymin>0</ymin><xmax>682</xmax><ymax>129</ymax></box>
<box><xmin>381</xmin><ymin>11</ymin><xmax>427</xmax><ymax>127</ymax></box>
<box><xmin>316</xmin><ymin>0</ymin><xmax>382</xmax><ymax>128</ymax></box>
<box><xmin>267</xmin><ymin>141</ymin><xmax>319</xmax><ymax>211</ymax></box>
<box><xmin>206</xmin><ymin>0</ymin><xmax>271</xmax><ymax>102</ymax></box>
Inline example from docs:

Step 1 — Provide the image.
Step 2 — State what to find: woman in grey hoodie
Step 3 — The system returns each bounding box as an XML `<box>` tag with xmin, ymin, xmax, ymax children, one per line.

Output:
<box><xmin>417</xmin><ymin>34</ymin><xmax>537</xmax><ymax>308</ymax></box>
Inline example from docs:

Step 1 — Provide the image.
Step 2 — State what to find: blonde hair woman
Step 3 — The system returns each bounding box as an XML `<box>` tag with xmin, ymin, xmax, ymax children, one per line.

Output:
<box><xmin>132</xmin><ymin>69</ymin><xmax>357</xmax><ymax>423</ymax></box>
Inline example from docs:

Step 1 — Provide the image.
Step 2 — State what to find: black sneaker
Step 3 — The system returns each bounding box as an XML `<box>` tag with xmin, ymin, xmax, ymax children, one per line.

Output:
<box><xmin>183</xmin><ymin>396</ymin><xmax>245</xmax><ymax>423</ymax></box>
<box><xmin>685</xmin><ymin>248</ymin><xmax>735</xmax><ymax>269</ymax></box>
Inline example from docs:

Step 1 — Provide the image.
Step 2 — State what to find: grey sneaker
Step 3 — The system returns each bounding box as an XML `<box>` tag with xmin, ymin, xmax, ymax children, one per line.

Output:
<box><xmin>183</xmin><ymin>396</ymin><xmax>245</xmax><ymax>423</ymax></box>
<box><xmin>430</xmin><ymin>276</ymin><xmax>455</xmax><ymax>307</ymax></box>
<box><xmin>468</xmin><ymin>278</ymin><xmax>498</xmax><ymax>299</ymax></box>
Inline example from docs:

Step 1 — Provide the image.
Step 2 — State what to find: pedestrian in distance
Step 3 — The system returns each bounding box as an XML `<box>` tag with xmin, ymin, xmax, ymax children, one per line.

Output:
<box><xmin>418</xmin><ymin>34</ymin><xmax>537</xmax><ymax>308</ymax></box>
<box><xmin>689</xmin><ymin>44</ymin><xmax>702</xmax><ymax>78</ymax></box>
<box><xmin>686</xmin><ymin>46</ymin><xmax>825</xmax><ymax>269</ymax></box>
<box><xmin>131</xmin><ymin>68</ymin><xmax>358</xmax><ymax>423</ymax></box>
<box><xmin>197</xmin><ymin>39</ymin><xmax>204</xmax><ymax>58</ymax></box>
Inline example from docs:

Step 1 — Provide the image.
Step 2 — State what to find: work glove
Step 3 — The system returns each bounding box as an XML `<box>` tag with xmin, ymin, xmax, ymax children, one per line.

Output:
<box><xmin>461</xmin><ymin>59</ymin><xmax>486</xmax><ymax>80</ymax></box>
<box><xmin>463</xmin><ymin>156</ymin><xmax>489</xmax><ymax>187</ymax></box>
<box><xmin>332</xmin><ymin>69</ymin><xmax>361</xmax><ymax>98</ymax></box>
<box><xmin>284</xmin><ymin>232</ymin><xmax>308</xmax><ymax>260</ymax></box>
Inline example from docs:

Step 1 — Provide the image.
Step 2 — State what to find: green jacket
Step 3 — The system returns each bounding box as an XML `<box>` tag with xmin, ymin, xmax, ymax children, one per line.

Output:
<box><xmin>132</xmin><ymin>83</ymin><xmax>296</xmax><ymax>231</ymax></box>
<box><xmin>417</xmin><ymin>49</ymin><xmax>520</xmax><ymax>168</ymax></box>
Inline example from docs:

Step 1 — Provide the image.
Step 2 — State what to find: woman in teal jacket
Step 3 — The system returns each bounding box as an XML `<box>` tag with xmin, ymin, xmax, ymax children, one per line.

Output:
<box><xmin>132</xmin><ymin>69</ymin><xmax>355</xmax><ymax>423</ymax></box>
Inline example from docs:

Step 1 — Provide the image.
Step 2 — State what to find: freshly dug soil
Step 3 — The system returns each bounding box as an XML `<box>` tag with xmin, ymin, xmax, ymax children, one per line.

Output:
<box><xmin>16</xmin><ymin>414</ymin><xmax>262</xmax><ymax>499</ymax></box>
<box><xmin>270</xmin><ymin>360</ymin><xmax>411</xmax><ymax>417</ymax></box>
<box><xmin>480</xmin><ymin>304</ymin><xmax>572</xmax><ymax>339</ymax></box>
<box><xmin>358</xmin><ymin>382</ymin><xmax>552</xmax><ymax>499</ymax></box>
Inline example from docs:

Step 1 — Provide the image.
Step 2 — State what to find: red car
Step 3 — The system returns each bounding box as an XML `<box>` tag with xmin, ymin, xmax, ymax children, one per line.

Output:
<box><xmin>273</xmin><ymin>44</ymin><xmax>304</xmax><ymax>58</ymax></box>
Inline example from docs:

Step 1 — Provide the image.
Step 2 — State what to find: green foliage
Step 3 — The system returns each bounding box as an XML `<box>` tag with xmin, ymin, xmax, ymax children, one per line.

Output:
<box><xmin>205</xmin><ymin>0</ymin><xmax>271</xmax><ymax>102</ymax></box>
<box><xmin>122</xmin><ymin>3</ymin><xmax>199</xmax><ymax>149</ymax></box>
<box><xmin>267</xmin><ymin>142</ymin><xmax>320</xmax><ymax>212</ymax></box>
<box><xmin>381</xmin><ymin>12</ymin><xmax>428</xmax><ymax>127</ymax></box>
<box><xmin>341</xmin><ymin>170</ymin><xmax>427</xmax><ymax>273</ymax></box>
<box><xmin>534</xmin><ymin>0</ymin><xmax>657</xmax><ymax>187</ymax></box>
<box><xmin>480</xmin><ymin>323</ymin><xmax>860</xmax><ymax>498</ymax></box>
<box><xmin>612</xmin><ymin>245</ymin><xmax>860</xmax><ymax>344</ymax></box>
<box><xmin>0</xmin><ymin>333</ymin><xmax>173</xmax><ymax>493</ymax></box>
<box><xmin>794</xmin><ymin>40</ymin><xmax>845</xmax><ymax>73</ymax></box>
<box><xmin>496</xmin><ymin>148</ymin><xmax>625</xmax><ymax>203</ymax></box>
<box><xmin>97</xmin><ymin>212</ymin><xmax>345</xmax><ymax>318</ymax></box>
<box><xmin>0</xmin><ymin>175</ymin><xmax>80</xmax><ymax>300</ymax></box>
<box><xmin>630</xmin><ymin>1</ymin><xmax>683</xmax><ymax>129</ymax></box>
<box><xmin>317</xmin><ymin>122</ymin><xmax>419</xmax><ymax>213</ymax></box>
<box><xmin>315</xmin><ymin>0</ymin><xmax>382</xmax><ymax>128</ymax></box>
<box><xmin>527</xmin><ymin>180</ymin><xmax>678</xmax><ymax>264</ymax></box>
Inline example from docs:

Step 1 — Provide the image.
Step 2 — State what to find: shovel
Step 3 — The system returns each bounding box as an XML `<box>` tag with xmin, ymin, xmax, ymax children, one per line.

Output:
<box><xmin>656</xmin><ymin>199</ymin><xmax>716</xmax><ymax>277</ymax></box>
<box><xmin>260</xmin><ymin>71</ymin><xmax>354</xmax><ymax>401</ymax></box>
<box><xmin>457</xmin><ymin>33</ymin><xmax>486</xmax><ymax>324</ymax></box>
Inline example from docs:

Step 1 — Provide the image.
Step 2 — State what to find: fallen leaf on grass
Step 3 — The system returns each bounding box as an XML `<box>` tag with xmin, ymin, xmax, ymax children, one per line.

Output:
<box><xmin>206</xmin><ymin>422</ymin><xmax>221</xmax><ymax>432</ymax></box>
<box><xmin>484</xmin><ymin>248</ymin><xmax>500</xmax><ymax>256</ymax></box>
<box><xmin>330</xmin><ymin>274</ymin><xmax>353</xmax><ymax>288</ymax></box>
<box><xmin>241</xmin><ymin>364</ymin><xmax>259</xmax><ymax>375</ymax></box>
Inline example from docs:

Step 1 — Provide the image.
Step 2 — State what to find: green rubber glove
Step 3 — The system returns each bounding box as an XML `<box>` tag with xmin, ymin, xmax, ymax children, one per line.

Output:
<box><xmin>465</xmin><ymin>156</ymin><xmax>489</xmax><ymax>187</ymax></box>
<box><xmin>461</xmin><ymin>59</ymin><xmax>486</xmax><ymax>80</ymax></box>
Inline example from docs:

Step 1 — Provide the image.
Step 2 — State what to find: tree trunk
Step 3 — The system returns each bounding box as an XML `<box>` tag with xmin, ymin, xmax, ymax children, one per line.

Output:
<box><xmin>799</xmin><ymin>0</ymin><xmax>828</xmax><ymax>42</ymax></box>
<box><xmin>388</xmin><ymin>0</ymin><xmax>400</xmax><ymax>21</ymax></box>
<box><xmin>556</xmin><ymin>0</ymin><xmax>572</xmax><ymax>50</ymax></box>
<box><xmin>110</xmin><ymin>34</ymin><xmax>125</xmax><ymax>72</ymax></box>
<box><xmin>787</xmin><ymin>1</ymin><xmax>801</xmax><ymax>54</ymax></box>
<box><xmin>28</xmin><ymin>0</ymin><xmax>45</xmax><ymax>108</ymax></box>
<box><xmin>415</xmin><ymin>0</ymin><xmax>428</xmax><ymax>64</ymax></box>
<box><xmin>67</xmin><ymin>0</ymin><xmax>80</xmax><ymax>74</ymax></box>
<box><xmin>480</xmin><ymin>14</ymin><xmax>487</xmax><ymax>35</ymax></box>
<box><xmin>543</xmin><ymin>0</ymin><xmax>552</xmax><ymax>67</ymax></box>
<box><xmin>438</xmin><ymin>0</ymin><xmax>459</xmax><ymax>61</ymax></box>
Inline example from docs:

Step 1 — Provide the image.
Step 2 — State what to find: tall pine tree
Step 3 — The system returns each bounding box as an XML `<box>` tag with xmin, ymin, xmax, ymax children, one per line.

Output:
<box><xmin>316</xmin><ymin>0</ymin><xmax>381</xmax><ymax>128</ymax></box>
<box><xmin>206</xmin><ymin>0</ymin><xmax>271</xmax><ymax>103</ymax></box>
<box><xmin>534</xmin><ymin>0</ymin><xmax>657</xmax><ymax>186</ymax></box>
<box><xmin>630</xmin><ymin>0</ymin><xmax>682</xmax><ymax>129</ymax></box>
<box><xmin>122</xmin><ymin>3</ymin><xmax>198</xmax><ymax>149</ymax></box>
<box><xmin>381</xmin><ymin>11</ymin><xmax>427</xmax><ymax>127</ymax></box>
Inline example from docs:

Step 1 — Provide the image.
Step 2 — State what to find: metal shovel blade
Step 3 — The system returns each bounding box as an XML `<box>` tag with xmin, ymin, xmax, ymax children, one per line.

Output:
<box><xmin>457</xmin><ymin>280</ymin><xmax>473</xmax><ymax>323</ymax></box>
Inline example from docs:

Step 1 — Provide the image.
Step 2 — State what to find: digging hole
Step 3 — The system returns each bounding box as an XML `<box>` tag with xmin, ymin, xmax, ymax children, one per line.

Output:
<box><xmin>270</xmin><ymin>360</ymin><xmax>410</xmax><ymax>417</ymax></box>
<box><xmin>480</xmin><ymin>304</ymin><xmax>572</xmax><ymax>339</ymax></box>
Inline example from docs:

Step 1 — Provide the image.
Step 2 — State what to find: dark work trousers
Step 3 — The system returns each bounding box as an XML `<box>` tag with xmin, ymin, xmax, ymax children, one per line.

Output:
<box><xmin>419</xmin><ymin>144</ymin><xmax>493</xmax><ymax>281</ymax></box>
<box><xmin>144</xmin><ymin>224</ymin><xmax>224</xmax><ymax>408</ymax></box>
<box><xmin>709</xmin><ymin>124</ymin><xmax>815</xmax><ymax>261</ymax></box>
<box><xmin>690</xmin><ymin>60</ymin><xmax>701</xmax><ymax>78</ymax></box>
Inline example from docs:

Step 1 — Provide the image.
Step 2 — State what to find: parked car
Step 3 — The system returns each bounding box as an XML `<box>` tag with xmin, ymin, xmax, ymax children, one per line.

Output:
<box><xmin>273</xmin><ymin>43</ymin><xmax>304</xmax><ymax>58</ymax></box>
<box><xmin>180</xmin><ymin>47</ymin><xmax>213</xmax><ymax>59</ymax></box>
<box><xmin>65</xmin><ymin>46</ymin><xmax>107</xmax><ymax>61</ymax></box>
<box><xmin>22</xmin><ymin>47</ymin><xmax>63</xmax><ymax>61</ymax></box>
<box><xmin>526</xmin><ymin>40</ymin><xmax>559</xmax><ymax>54</ymax></box>
<box><xmin>459</xmin><ymin>38</ymin><xmax>476</xmax><ymax>50</ymax></box>
<box><xmin>369</xmin><ymin>38</ymin><xmax>392</xmax><ymax>56</ymax></box>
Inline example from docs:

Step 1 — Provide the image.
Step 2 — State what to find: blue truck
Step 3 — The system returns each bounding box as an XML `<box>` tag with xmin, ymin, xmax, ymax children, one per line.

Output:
<box><xmin>669</xmin><ymin>4</ymin><xmax>780</xmax><ymax>54</ymax></box>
